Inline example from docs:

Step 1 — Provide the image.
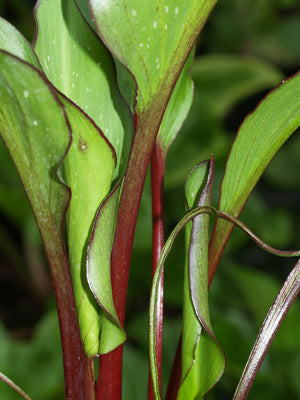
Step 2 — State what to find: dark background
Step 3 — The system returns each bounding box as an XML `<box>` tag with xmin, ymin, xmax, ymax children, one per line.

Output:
<box><xmin>0</xmin><ymin>0</ymin><xmax>299</xmax><ymax>399</ymax></box>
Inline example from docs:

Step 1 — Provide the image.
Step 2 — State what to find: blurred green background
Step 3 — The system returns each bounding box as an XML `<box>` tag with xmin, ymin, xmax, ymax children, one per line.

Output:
<box><xmin>0</xmin><ymin>0</ymin><xmax>299</xmax><ymax>399</ymax></box>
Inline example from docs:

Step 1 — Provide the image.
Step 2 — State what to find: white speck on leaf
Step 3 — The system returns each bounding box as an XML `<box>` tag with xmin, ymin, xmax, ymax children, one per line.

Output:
<box><xmin>165</xmin><ymin>6</ymin><xmax>169</xmax><ymax>13</ymax></box>
<box><xmin>139</xmin><ymin>43</ymin><xmax>143</xmax><ymax>47</ymax></box>
<box><xmin>23</xmin><ymin>90</ymin><xmax>29</xmax><ymax>98</ymax></box>
<box><xmin>153</xmin><ymin>21</ymin><xmax>157</xmax><ymax>29</ymax></box>
<box><xmin>47</xmin><ymin>55</ymin><xmax>50</xmax><ymax>61</ymax></box>
<box><xmin>132</xmin><ymin>9</ymin><xmax>137</xmax><ymax>16</ymax></box>
<box><xmin>33</xmin><ymin>120</ymin><xmax>38</xmax><ymax>126</ymax></box>
<box><xmin>175</xmin><ymin>6</ymin><xmax>179</xmax><ymax>15</ymax></box>
<box><xmin>165</xmin><ymin>24</ymin><xmax>168</xmax><ymax>30</ymax></box>
<box><xmin>156</xmin><ymin>64</ymin><xmax>160</xmax><ymax>70</ymax></box>
<box><xmin>72</xmin><ymin>83</ymin><xmax>75</xmax><ymax>88</ymax></box>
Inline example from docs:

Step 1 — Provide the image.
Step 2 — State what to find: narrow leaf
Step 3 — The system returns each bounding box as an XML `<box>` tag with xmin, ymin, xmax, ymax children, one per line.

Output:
<box><xmin>233</xmin><ymin>258</ymin><xmax>300</xmax><ymax>400</ymax></box>
<box><xmin>62</xmin><ymin>95</ymin><xmax>116</xmax><ymax>357</ymax></box>
<box><xmin>33</xmin><ymin>0</ymin><xmax>133</xmax><ymax>177</ymax></box>
<box><xmin>157</xmin><ymin>49</ymin><xmax>194</xmax><ymax>156</ymax></box>
<box><xmin>209</xmin><ymin>72</ymin><xmax>300</xmax><ymax>282</ymax></box>
<box><xmin>178</xmin><ymin>157</ymin><xmax>225</xmax><ymax>399</ymax></box>
<box><xmin>87</xmin><ymin>180</ymin><xmax>127</xmax><ymax>354</ymax></box>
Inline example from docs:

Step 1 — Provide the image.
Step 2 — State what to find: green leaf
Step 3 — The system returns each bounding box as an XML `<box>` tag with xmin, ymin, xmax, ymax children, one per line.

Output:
<box><xmin>209</xmin><ymin>72</ymin><xmax>300</xmax><ymax>280</ymax></box>
<box><xmin>0</xmin><ymin>17</ymin><xmax>40</xmax><ymax>69</ymax></box>
<box><xmin>33</xmin><ymin>0</ymin><xmax>133</xmax><ymax>178</ymax></box>
<box><xmin>157</xmin><ymin>49</ymin><xmax>194</xmax><ymax>156</ymax></box>
<box><xmin>149</xmin><ymin>204</ymin><xmax>216</xmax><ymax>399</ymax></box>
<box><xmin>62</xmin><ymin>95</ymin><xmax>116</xmax><ymax>357</ymax></box>
<box><xmin>86</xmin><ymin>181</ymin><xmax>126</xmax><ymax>354</ymax></box>
<box><xmin>178</xmin><ymin>157</ymin><xmax>225</xmax><ymax>399</ymax></box>
<box><xmin>233</xmin><ymin>257</ymin><xmax>300</xmax><ymax>400</ymax></box>
<box><xmin>90</xmin><ymin>0</ymin><xmax>217</xmax><ymax>113</ymax></box>
<box><xmin>0</xmin><ymin>50</ymin><xmax>70</xmax><ymax>246</ymax></box>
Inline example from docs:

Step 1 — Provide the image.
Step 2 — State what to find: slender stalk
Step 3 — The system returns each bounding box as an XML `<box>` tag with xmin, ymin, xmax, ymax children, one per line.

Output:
<box><xmin>96</xmin><ymin>108</ymin><xmax>163</xmax><ymax>400</ymax></box>
<box><xmin>0</xmin><ymin>372</ymin><xmax>32</xmax><ymax>400</ymax></box>
<box><xmin>148</xmin><ymin>142</ymin><xmax>166</xmax><ymax>399</ymax></box>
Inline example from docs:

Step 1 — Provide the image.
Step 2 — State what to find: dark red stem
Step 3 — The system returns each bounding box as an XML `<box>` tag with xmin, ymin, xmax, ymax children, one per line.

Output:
<box><xmin>148</xmin><ymin>141</ymin><xmax>166</xmax><ymax>399</ymax></box>
<box><xmin>96</xmin><ymin>110</ymin><xmax>162</xmax><ymax>400</ymax></box>
<box><xmin>165</xmin><ymin>334</ymin><xmax>182</xmax><ymax>400</ymax></box>
<box><xmin>44</xmin><ymin>239</ymin><xmax>95</xmax><ymax>400</ymax></box>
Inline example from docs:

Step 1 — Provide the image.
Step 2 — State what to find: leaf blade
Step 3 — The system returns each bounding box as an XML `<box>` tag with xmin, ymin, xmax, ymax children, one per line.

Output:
<box><xmin>209</xmin><ymin>72</ymin><xmax>300</xmax><ymax>282</ymax></box>
<box><xmin>178</xmin><ymin>157</ymin><xmax>225</xmax><ymax>399</ymax></box>
<box><xmin>62</xmin><ymin>95</ymin><xmax>116</xmax><ymax>357</ymax></box>
<box><xmin>33</xmin><ymin>0</ymin><xmax>133</xmax><ymax>178</ymax></box>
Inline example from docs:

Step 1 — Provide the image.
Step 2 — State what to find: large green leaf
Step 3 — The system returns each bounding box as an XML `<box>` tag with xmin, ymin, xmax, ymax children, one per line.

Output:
<box><xmin>209</xmin><ymin>72</ymin><xmax>300</xmax><ymax>282</ymax></box>
<box><xmin>89</xmin><ymin>0</ymin><xmax>217</xmax><ymax>113</ymax></box>
<box><xmin>178</xmin><ymin>157</ymin><xmax>225</xmax><ymax>399</ymax></box>
<box><xmin>0</xmin><ymin>51</ymin><xmax>70</xmax><ymax>246</ymax></box>
<box><xmin>62</xmin><ymin>95</ymin><xmax>116</xmax><ymax>357</ymax></box>
<box><xmin>33</xmin><ymin>0</ymin><xmax>133</xmax><ymax>178</ymax></box>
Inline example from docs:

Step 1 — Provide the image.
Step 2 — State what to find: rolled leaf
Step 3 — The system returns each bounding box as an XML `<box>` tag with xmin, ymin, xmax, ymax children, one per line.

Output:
<box><xmin>87</xmin><ymin>180</ymin><xmax>126</xmax><ymax>354</ymax></box>
<box><xmin>62</xmin><ymin>95</ymin><xmax>116</xmax><ymax>357</ymax></box>
<box><xmin>209</xmin><ymin>72</ymin><xmax>300</xmax><ymax>283</ymax></box>
<box><xmin>178</xmin><ymin>157</ymin><xmax>225</xmax><ymax>399</ymax></box>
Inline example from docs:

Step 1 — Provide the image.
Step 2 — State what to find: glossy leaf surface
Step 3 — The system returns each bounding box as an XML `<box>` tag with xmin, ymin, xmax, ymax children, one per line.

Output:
<box><xmin>90</xmin><ymin>0</ymin><xmax>217</xmax><ymax>113</ymax></box>
<box><xmin>0</xmin><ymin>51</ymin><xmax>70</xmax><ymax>239</ymax></box>
<box><xmin>34</xmin><ymin>0</ymin><xmax>132</xmax><ymax>178</ymax></box>
<box><xmin>178</xmin><ymin>157</ymin><xmax>225</xmax><ymax>399</ymax></box>
<box><xmin>87</xmin><ymin>181</ymin><xmax>126</xmax><ymax>354</ymax></box>
<box><xmin>62</xmin><ymin>96</ymin><xmax>116</xmax><ymax>357</ymax></box>
<box><xmin>0</xmin><ymin>17</ymin><xmax>40</xmax><ymax>69</ymax></box>
<box><xmin>209</xmin><ymin>72</ymin><xmax>300</xmax><ymax>281</ymax></box>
